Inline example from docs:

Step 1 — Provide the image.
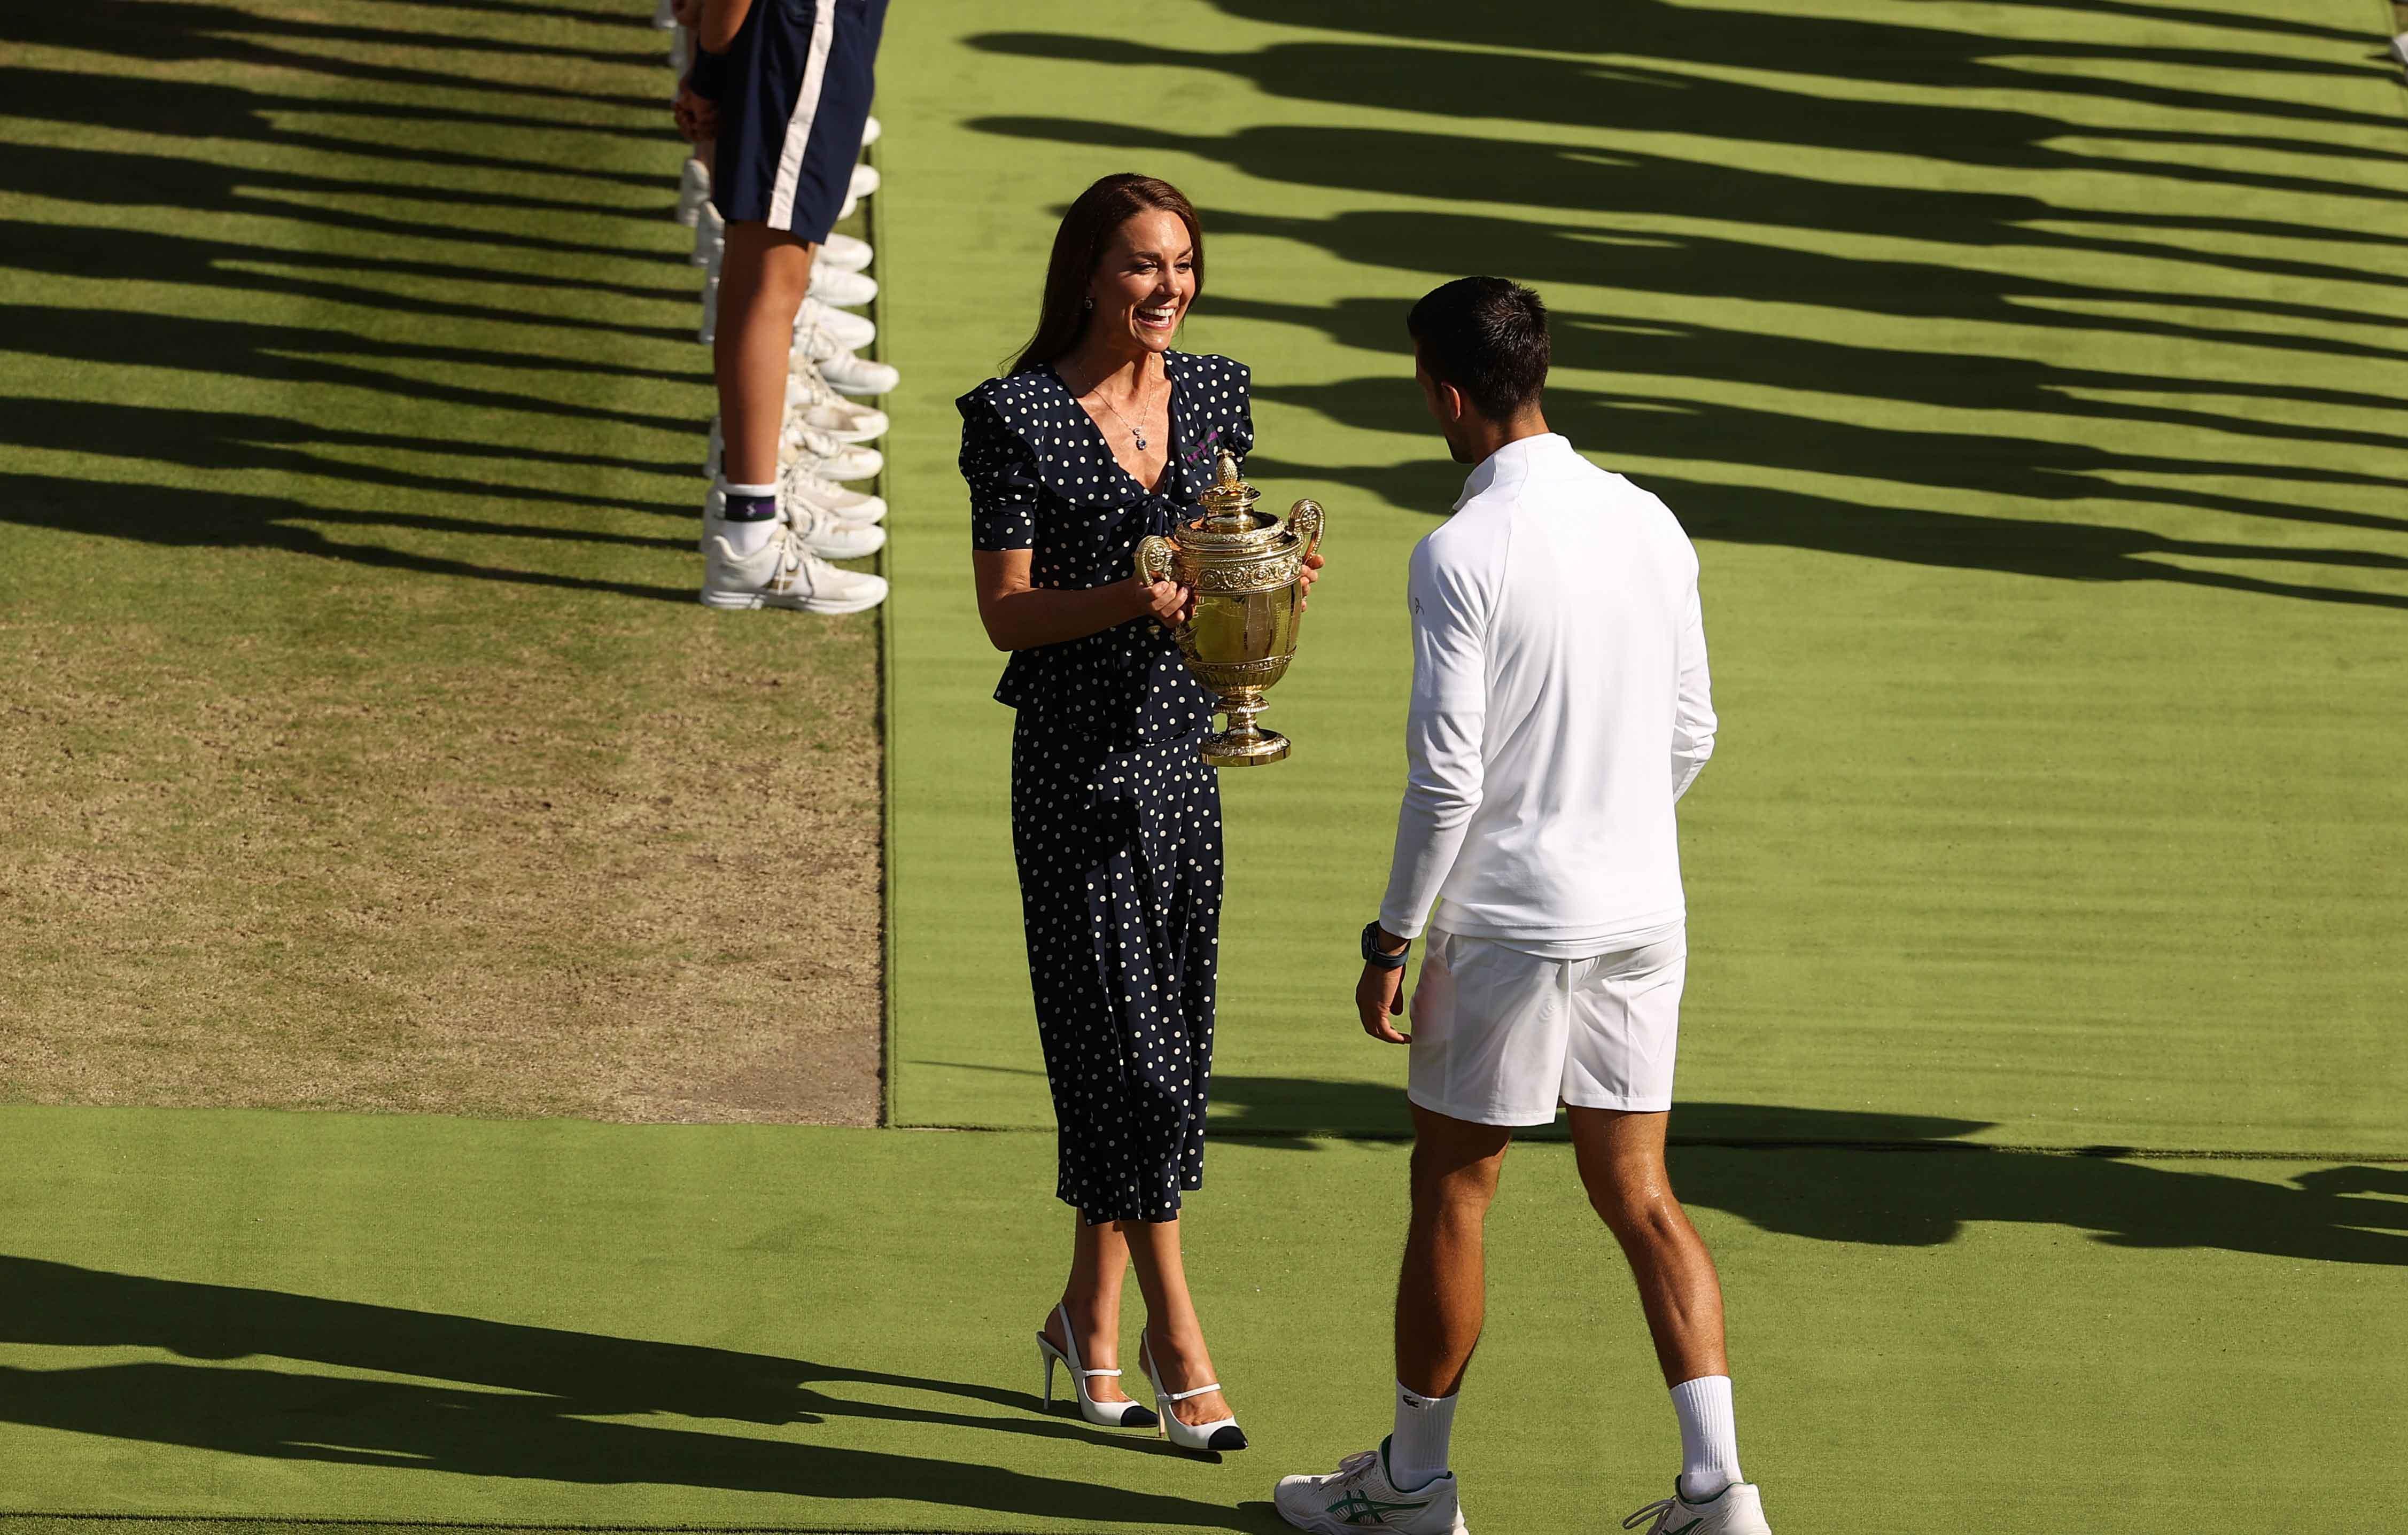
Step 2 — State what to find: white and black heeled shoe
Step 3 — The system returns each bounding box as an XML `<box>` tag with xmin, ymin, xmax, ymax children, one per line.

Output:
<box><xmin>1035</xmin><ymin>1304</ymin><xmax>1156</xmax><ymax>1429</ymax></box>
<box><xmin>1139</xmin><ymin>1336</ymin><xmax>1247</xmax><ymax>1453</ymax></box>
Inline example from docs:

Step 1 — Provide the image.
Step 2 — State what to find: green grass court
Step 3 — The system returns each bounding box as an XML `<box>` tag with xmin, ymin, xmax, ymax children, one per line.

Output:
<box><xmin>5</xmin><ymin>0</ymin><xmax>2407</xmax><ymax>1530</ymax></box>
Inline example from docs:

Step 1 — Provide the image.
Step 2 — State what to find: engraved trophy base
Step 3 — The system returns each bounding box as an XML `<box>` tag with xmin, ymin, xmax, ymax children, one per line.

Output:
<box><xmin>1200</xmin><ymin>725</ymin><xmax>1291</xmax><ymax>768</ymax></box>
<box><xmin>1200</xmin><ymin>695</ymin><xmax>1289</xmax><ymax>768</ymax></box>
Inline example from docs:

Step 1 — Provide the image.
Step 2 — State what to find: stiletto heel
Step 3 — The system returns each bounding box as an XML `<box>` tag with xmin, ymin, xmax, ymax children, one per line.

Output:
<box><xmin>1139</xmin><ymin>1336</ymin><xmax>1248</xmax><ymax>1454</ymax></box>
<box><xmin>1033</xmin><ymin>1304</ymin><xmax>1157</xmax><ymax>1430</ymax></box>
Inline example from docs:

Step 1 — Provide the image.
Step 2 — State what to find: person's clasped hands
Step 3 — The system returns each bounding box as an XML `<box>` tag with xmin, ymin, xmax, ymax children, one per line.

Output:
<box><xmin>669</xmin><ymin>0</ymin><xmax>719</xmax><ymax>144</ymax></box>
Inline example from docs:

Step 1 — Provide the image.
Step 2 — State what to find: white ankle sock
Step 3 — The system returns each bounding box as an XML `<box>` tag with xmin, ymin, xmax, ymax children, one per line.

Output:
<box><xmin>1669</xmin><ymin>1374</ymin><xmax>1743</xmax><ymax>1500</ymax></box>
<box><xmin>1389</xmin><ymin>1381</ymin><xmax>1456</xmax><ymax>1491</ymax></box>
<box><xmin>718</xmin><ymin>481</ymin><xmax>780</xmax><ymax>555</ymax></box>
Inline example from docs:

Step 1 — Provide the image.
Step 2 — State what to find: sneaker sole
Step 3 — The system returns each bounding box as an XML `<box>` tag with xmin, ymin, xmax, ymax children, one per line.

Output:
<box><xmin>698</xmin><ymin>589</ymin><xmax>887</xmax><ymax>615</ymax></box>
<box><xmin>1276</xmin><ymin>1513</ymin><xmax>1469</xmax><ymax>1535</ymax></box>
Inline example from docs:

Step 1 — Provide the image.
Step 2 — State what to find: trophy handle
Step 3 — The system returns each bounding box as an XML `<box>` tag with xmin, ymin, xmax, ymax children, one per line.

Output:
<box><xmin>1134</xmin><ymin>534</ymin><xmax>1176</xmax><ymax>585</ymax></box>
<box><xmin>1286</xmin><ymin>498</ymin><xmax>1324</xmax><ymax>563</ymax></box>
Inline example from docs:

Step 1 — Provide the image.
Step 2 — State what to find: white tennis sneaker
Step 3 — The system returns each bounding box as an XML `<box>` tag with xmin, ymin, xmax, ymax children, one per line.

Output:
<box><xmin>849</xmin><ymin>161</ymin><xmax>880</xmax><ymax>201</ymax></box>
<box><xmin>820</xmin><ymin>231</ymin><xmax>873</xmax><ymax>273</ymax></box>
<box><xmin>797</xmin><ymin>296</ymin><xmax>874</xmax><ymax>352</ymax></box>
<box><xmin>701</xmin><ymin>524</ymin><xmax>886</xmax><ymax>613</ymax></box>
<box><xmin>696</xmin><ymin>498</ymin><xmax>883</xmax><ymax>560</ymax></box>
<box><xmin>692</xmin><ymin>200</ymin><xmax>723</xmax><ymax>266</ymax></box>
<box><xmin>675</xmin><ymin>158</ymin><xmax>710</xmax><ymax>227</ymax></box>
<box><xmin>1621</xmin><ymin>1481</ymin><xmax>1774</xmax><ymax>1534</ymax></box>
<box><xmin>860</xmin><ymin>114</ymin><xmax>881</xmax><ymax>146</ymax></box>
<box><xmin>808</xmin><ymin>264</ymin><xmax>877</xmax><ymax>310</ymax></box>
<box><xmin>782</xmin><ymin>466</ymin><xmax>885</xmax><ymax>527</ymax></box>
<box><xmin>796</xmin><ymin>320</ymin><xmax>898</xmax><ymax>396</ymax></box>
<box><xmin>1274</xmin><ymin>1440</ymin><xmax>1467</xmax><ymax>1533</ymax></box>
<box><xmin>789</xmin><ymin>363</ymin><xmax>888</xmax><ymax>441</ymax></box>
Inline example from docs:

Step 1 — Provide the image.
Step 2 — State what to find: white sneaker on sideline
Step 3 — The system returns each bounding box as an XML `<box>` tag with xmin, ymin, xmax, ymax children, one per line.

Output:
<box><xmin>849</xmin><ymin>162</ymin><xmax>880</xmax><ymax>201</ymax></box>
<box><xmin>808</xmin><ymin>264</ymin><xmax>877</xmax><ymax>310</ymax></box>
<box><xmin>789</xmin><ymin>369</ymin><xmax>887</xmax><ymax>441</ymax></box>
<box><xmin>860</xmin><ymin>114</ymin><xmax>880</xmax><ymax>146</ymax></box>
<box><xmin>820</xmin><ymin>231</ymin><xmax>873</xmax><ymax>273</ymax></box>
<box><xmin>796</xmin><ymin>321</ymin><xmax>898</xmax><ymax>396</ymax></box>
<box><xmin>784</xmin><ymin>499</ymin><xmax>884</xmax><ymax>560</ymax></box>
<box><xmin>786</xmin><ymin>422</ymin><xmax>881</xmax><ymax>481</ymax></box>
<box><xmin>701</xmin><ymin>524</ymin><xmax>887</xmax><ymax>613</ymax></box>
<box><xmin>782</xmin><ymin>466</ymin><xmax>885</xmax><ymax>527</ymax></box>
<box><xmin>1273</xmin><ymin>1440</ymin><xmax>1467</xmax><ymax>1534</ymax></box>
<box><xmin>693</xmin><ymin>201</ymin><xmax>724</xmax><ymax>267</ymax></box>
<box><xmin>700</xmin><ymin>498</ymin><xmax>884</xmax><ymax>561</ymax></box>
<box><xmin>675</xmin><ymin>158</ymin><xmax>710</xmax><ymax>227</ymax></box>
<box><xmin>1622</xmin><ymin>1481</ymin><xmax>1774</xmax><ymax>1535</ymax></box>
<box><xmin>797</xmin><ymin>297</ymin><xmax>874</xmax><ymax>352</ymax></box>
<box><xmin>787</xmin><ymin>371</ymin><xmax>887</xmax><ymax>442</ymax></box>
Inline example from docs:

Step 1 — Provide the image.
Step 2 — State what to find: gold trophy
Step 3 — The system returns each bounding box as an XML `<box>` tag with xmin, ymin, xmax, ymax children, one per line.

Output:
<box><xmin>1135</xmin><ymin>450</ymin><xmax>1324</xmax><ymax>767</ymax></box>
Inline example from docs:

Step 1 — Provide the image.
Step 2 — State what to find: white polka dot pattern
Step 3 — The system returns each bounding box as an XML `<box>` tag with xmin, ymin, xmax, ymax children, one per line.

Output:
<box><xmin>955</xmin><ymin>352</ymin><xmax>1255</xmax><ymax>1225</ymax></box>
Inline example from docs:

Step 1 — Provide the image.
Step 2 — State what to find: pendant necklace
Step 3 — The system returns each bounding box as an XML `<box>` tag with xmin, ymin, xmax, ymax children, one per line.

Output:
<box><xmin>1088</xmin><ymin>369</ymin><xmax>1158</xmax><ymax>452</ymax></box>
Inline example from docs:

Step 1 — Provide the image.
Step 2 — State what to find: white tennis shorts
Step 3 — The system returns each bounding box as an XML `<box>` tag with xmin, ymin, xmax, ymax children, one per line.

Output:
<box><xmin>1408</xmin><ymin>925</ymin><xmax>1687</xmax><ymax>1126</ymax></box>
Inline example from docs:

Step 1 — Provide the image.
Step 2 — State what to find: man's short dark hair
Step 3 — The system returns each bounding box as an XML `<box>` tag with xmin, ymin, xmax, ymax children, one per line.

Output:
<box><xmin>1407</xmin><ymin>277</ymin><xmax>1549</xmax><ymax>422</ymax></box>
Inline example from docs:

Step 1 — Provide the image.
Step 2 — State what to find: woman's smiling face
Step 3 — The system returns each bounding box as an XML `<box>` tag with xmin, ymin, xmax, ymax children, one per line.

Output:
<box><xmin>1087</xmin><ymin>209</ymin><xmax>1197</xmax><ymax>356</ymax></box>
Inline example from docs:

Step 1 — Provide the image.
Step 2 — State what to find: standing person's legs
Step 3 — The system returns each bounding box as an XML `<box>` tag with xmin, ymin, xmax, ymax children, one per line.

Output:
<box><xmin>1389</xmin><ymin>1107</ymin><xmax>1512</xmax><ymax>1491</ymax></box>
<box><xmin>1041</xmin><ymin>1213</ymin><xmax>1135</xmax><ymax>1406</ymax></box>
<box><xmin>1395</xmin><ymin>1105</ymin><xmax>1513</xmax><ymax>1398</ymax></box>
<box><xmin>1570</xmin><ymin>1103</ymin><xmax>1752</xmax><ymax>1511</ymax></box>
<box><xmin>1121</xmin><ymin>1217</ymin><xmax>1233</xmax><ymax>1430</ymax></box>
<box><xmin>1567</xmin><ymin>1108</ymin><xmax>1728</xmax><ymax>1385</ymax></box>
<box><xmin>713</xmin><ymin>222</ymin><xmax>815</xmax><ymax>489</ymax></box>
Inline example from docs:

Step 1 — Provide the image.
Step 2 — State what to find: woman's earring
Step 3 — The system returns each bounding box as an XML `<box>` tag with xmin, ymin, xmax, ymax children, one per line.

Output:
<box><xmin>1082</xmin><ymin>297</ymin><xmax>1093</xmax><ymax>310</ymax></box>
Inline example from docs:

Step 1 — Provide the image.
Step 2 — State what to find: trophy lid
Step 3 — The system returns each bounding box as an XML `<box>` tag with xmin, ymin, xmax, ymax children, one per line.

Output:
<box><xmin>1196</xmin><ymin>449</ymin><xmax>1268</xmax><ymax>534</ymax></box>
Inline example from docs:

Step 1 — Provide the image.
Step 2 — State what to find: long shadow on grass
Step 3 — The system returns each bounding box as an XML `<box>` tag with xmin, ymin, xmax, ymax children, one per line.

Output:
<box><xmin>0</xmin><ymin>66</ymin><xmax>675</xmax><ymax>184</ymax></box>
<box><xmin>0</xmin><ymin>1256</ymin><xmax>1253</xmax><ymax>1526</ymax></box>
<box><xmin>0</xmin><ymin>1</ymin><xmax>665</xmax><ymax>110</ymax></box>
<box><xmin>0</xmin><ymin>400</ymin><xmax>694</xmax><ymax>525</ymax></box>
<box><xmin>1203</xmin><ymin>1080</ymin><xmax>2408</xmax><ymax>1267</ymax></box>
<box><xmin>973</xmin><ymin>32</ymin><xmax>2408</xmax><ymax>185</ymax></box>
<box><xmin>1201</xmin><ymin>0</ymin><xmax>2404</xmax><ymax>126</ymax></box>
<box><xmin>1250</xmin><ymin>453</ymin><xmax>2408</xmax><ymax>612</ymax></box>
<box><xmin>0</xmin><ymin>306</ymin><xmax>694</xmax><ymax>435</ymax></box>
<box><xmin>0</xmin><ymin>474</ymin><xmax>694</xmax><ymax>605</ymax></box>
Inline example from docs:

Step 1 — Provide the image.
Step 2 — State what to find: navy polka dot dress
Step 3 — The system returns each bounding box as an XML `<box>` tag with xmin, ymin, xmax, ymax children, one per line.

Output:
<box><xmin>957</xmin><ymin>353</ymin><xmax>1255</xmax><ymax>1226</ymax></box>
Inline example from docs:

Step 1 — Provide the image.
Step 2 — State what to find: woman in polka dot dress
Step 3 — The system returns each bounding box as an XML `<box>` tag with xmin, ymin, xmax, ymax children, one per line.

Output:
<box><xmin>958</xmin><ymin>174</ymin><xmax>1318</xmax><ymax>1453</ymax></box>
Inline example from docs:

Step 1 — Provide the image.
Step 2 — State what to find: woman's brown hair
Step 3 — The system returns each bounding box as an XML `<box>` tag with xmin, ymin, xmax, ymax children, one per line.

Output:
<box><xmin>1010</xmin><ymin>173</ymin><xmax>1205</xmax><ymax>375</ymax></box>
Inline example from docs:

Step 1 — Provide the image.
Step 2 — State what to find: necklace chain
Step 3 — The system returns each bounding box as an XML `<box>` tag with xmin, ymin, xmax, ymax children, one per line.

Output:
<box><xmin>1081</xmin><ymin>368</ymin><xmax>1162</xmax><ymax>453</ymax></box>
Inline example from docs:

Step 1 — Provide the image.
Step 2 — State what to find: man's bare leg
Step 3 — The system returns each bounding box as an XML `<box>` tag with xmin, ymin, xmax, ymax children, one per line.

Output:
<box><xmin>1395</xmin><ymin>1104</ymin><xmax>1514</xmax><ymax>1399</ymax></box>
<box><xmin>714</xmin><ymin>220</ymin><xmax>815</xmax><ymax>488</ymax></box>
<box><xmin>1367</xmin><ymin>1103</ymin><xmax>1513</xmax><ymax>1497</ymax></box>
<box><xmin>1569</xmin><ymin>1106</ymin><xmax>1745</xmax><ymax>1503</ymax></box>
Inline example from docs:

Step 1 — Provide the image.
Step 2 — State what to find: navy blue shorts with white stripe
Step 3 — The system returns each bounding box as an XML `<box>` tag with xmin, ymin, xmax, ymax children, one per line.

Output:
<box><xmin>712</xmin><ymin>0</ymin><xmax>886</xmax><ymax>241</ymax></box>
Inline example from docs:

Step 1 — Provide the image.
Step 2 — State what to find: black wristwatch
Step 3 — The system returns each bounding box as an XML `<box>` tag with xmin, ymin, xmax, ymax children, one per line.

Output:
<box><xmin>1361</xmin><ymin>921</ymin><xmax>1411</xmax><ymax>970</ymax></box>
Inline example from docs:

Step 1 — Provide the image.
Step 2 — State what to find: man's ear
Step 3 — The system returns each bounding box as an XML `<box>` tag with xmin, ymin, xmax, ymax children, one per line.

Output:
<box><xmin>1438</xmin><ymin>379</ymin><xmax>1467</xmax><ymax>425</ymax></box>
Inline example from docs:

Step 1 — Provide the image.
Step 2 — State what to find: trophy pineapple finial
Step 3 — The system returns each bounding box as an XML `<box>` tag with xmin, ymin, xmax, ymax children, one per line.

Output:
<box><xmin>1199</xmin><ymin>448</ymin><xmax>1261</xmax><ymax>532</ymax></box>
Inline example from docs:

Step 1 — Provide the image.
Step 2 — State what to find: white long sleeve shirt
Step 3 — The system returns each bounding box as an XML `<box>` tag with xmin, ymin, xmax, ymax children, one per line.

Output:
<box><xmin>1377</xmin><ymin>434</ymin><xmax>1716</xmax><ymax>954</ymax></box>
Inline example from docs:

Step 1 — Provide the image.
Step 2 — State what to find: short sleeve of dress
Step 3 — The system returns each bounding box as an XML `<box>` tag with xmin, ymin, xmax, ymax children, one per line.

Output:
<box><xmin>1180</xmin><ymin>356</ymin><xmax>1253</xmax><ymax>465</ymax></box>
<box><xmin>958</xmin><ymin>400</ymin><xmax>1040</xmax><ymax>552</ymax></box>
<box><xmin>1223</xmin><ymin>363</ymin><xmax>1256</xmax><ymax>459</ymax></box>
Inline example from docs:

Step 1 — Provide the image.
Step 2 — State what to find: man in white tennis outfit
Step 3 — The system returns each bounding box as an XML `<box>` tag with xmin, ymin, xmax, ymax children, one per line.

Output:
<box><xmin>1273</xmin><ymin>279</ymin><xmax>1772</xmax><ymax>1535</ymax></box>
